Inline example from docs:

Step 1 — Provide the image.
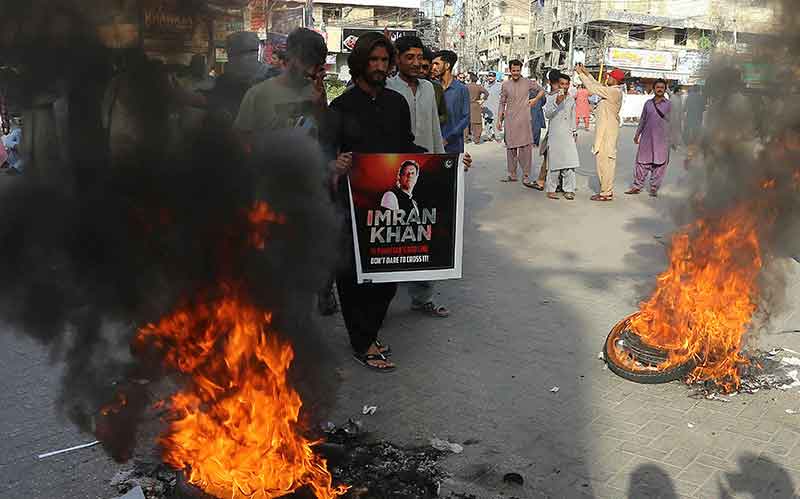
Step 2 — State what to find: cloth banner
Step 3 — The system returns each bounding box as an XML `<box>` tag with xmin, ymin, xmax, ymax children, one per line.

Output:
<box><xmin>347</xmin><ymin>153</ymin><xmax>464</xmax><ymax>283</ymax></box>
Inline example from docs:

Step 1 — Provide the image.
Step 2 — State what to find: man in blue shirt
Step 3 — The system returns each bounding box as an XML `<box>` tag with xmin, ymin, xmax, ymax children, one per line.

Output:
<box><xmin>432</xmin><ymin>50</ymin><xmax>470</xmax><ymax>154</ymax></box>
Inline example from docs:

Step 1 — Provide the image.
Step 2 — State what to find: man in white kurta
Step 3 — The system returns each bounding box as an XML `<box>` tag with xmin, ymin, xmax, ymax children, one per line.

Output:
<box><xmin>542</xmin><ymin>74</ymin><xmax>580</xmax><ymax>199</ymax></box>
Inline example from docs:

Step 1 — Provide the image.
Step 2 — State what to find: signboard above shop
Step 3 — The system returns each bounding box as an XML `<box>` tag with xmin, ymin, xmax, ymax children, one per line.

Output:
<box><xmin>606</xmin><ymin>47</ymin><xmax>675</xmax><ymax>71</ymax></box>
<box><xmin>341</xmin><ymin>28</ymin><xmax>417</xmax><ymax>52</ymax></box>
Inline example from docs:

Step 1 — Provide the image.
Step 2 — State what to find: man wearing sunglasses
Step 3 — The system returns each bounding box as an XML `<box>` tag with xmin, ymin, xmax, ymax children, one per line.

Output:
<box><xmin>235</xmin><ymin>28</ymin><xmax>329</xmax><ymax>149</ymax></box>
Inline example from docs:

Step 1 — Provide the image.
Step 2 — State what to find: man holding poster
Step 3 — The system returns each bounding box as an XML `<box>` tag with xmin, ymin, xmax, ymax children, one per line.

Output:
<box><xmin>348</xmin><ymin>153</ymin><xmax>462</xmax><ymax>284</ymax></box>
<box><xmin>387</xmin><ymin>35</ymin><xmax>451</xmax><ymax>318</ymax></box>
<box><xmin>327</xmin><ymin>32</ymin><xmax>425</xmax><ymax>372</ymax></box>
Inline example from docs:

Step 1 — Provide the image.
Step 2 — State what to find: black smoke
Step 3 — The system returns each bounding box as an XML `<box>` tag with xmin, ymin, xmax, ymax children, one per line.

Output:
<box><xmin>0</xmin><ymin>0</ymin><xmax>339</xmax><ymax>461</ymax></box>
<box><xmin>670</xmin><ymin>0</ymin><xmax>800</xmax><ymax>333</ymax></box>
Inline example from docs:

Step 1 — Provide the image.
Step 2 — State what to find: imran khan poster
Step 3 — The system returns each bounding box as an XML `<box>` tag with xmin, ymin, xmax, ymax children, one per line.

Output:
<box><xmin>348</xmin><ymin>153</ymin><xmax>464</xmax><ymax>283</ymax></box>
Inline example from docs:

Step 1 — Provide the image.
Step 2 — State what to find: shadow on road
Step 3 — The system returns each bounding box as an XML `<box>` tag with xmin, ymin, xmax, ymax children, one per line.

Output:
<box><xmin>626</xmin><ymin>454</ymin><xmax>797</xmax><ymax>499</ymax></box>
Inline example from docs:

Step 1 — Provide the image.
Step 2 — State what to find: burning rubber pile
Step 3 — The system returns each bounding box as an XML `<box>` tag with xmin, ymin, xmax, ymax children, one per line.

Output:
<box><xmin>604</xmin><ymin>1</ymin><xmax>800</xmax><ymax>393</ymax></box>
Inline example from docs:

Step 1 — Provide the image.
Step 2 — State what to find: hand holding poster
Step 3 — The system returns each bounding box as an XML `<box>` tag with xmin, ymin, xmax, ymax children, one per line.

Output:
<box><xmin>347</xmin><ymin>153</ymin><xmax>464</xmax><ymax>283</ymax></box>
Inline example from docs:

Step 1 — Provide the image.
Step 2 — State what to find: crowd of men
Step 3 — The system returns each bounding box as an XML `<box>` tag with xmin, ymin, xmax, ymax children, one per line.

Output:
<box><xmin>221</xmin><ymin>28</ymin><xmax>480</xmax><ymax>372</ymax></box>
<box><xmin>0</xmin><ymin>26</ymin><xmax>687</xmax><ymax>371</ymax></box>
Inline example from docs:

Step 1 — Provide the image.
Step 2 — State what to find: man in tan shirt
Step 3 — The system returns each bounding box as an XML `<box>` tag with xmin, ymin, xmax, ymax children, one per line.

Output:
<box><xmin>575</xmin><ymin>64</ymin><xmax>624</xmax><ymax>201</ymax></box>
<box><xmin>466</xmin><ymin>72</ymin><xmax>489</xmax><ymax>144</ymax></box>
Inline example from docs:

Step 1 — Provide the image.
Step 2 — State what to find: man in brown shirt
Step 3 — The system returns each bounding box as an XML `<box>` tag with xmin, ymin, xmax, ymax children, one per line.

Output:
<box><xmin>466</xmin><ymin>72</ymin><xmax>488</xmax><ymax>144</ymax></box>
<box><xmin>497</xmin><ymin>59</ymin><xmax>545</xmax><ymax>186</ymax></box>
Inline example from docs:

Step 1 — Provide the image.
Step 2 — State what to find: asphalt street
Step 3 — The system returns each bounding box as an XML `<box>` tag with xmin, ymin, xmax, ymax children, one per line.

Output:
<box><xmin>2</xmin><ymin>125</ymin><xmax>800</xmax><ymax>499</ymax></box>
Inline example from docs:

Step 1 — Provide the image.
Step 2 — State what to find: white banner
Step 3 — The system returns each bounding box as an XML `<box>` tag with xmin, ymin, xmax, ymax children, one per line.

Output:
<box><xmin>607</xmin><ymin>47</ymin><xmax>676</xmax><ymax>71</ymax></box>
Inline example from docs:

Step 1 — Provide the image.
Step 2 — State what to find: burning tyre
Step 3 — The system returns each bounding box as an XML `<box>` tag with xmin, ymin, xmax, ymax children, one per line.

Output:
<box><xmin>603</xmin><ymin>314</ymin><xmax>695</xmax><ymax>384</ymax></box>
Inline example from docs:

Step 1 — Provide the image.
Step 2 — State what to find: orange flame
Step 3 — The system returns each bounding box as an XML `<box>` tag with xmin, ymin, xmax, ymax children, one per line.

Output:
<box><xmin>132</xmin><ymin>200</ymin><xmax>345</xmax><ymax>499</ymax></box>
<box><xmin>136</xmin><ymin>287</ymin><xmax>347</xmax><ymax>499</ymax></box>
<box><xmin>249</xmin><ymin>201</ymin><xmax>286</xmax><ymax>250</ymax></box>
<box><xmin>629</xmin><ymin>203</ymin><xmax>764</xmax><ymax>392</ymax></box>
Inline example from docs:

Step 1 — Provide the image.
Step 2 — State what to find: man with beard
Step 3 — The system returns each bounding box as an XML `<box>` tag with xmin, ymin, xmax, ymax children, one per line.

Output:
<box><xmin>625</xmin><ymin>78</ymin><xmax>672</xmax><ymax>197</ymax></box>
<box><xmin>327</xmin><ymin>32</ymin><xmax>425</xmax><ymax>372</ymax></box>
<box><xmin>234</xmin><ymin>28</ymin><xmax>328</xmax><ymax>148</ymax></box>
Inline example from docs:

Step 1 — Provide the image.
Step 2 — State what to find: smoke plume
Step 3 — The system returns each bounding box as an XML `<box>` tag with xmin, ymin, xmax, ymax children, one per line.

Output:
<box><xmin>0</xmin><ymin>0</ymin><xmax>340</xmax><ymax>461</ymax></box>
<box><xmin>671</xmin><ymin>0</ymin><xmax>800</xmax><ymax>333</ymax></box>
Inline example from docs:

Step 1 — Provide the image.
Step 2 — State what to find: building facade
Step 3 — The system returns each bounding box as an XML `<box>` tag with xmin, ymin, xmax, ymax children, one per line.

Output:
<box><xmin>526</xmin><ymin>0</ymin><xmax>777</xmax><ymax>83</ymax></box>
<box><xmin>464</xmin><ymin>0</ymin><xmax>529</xmax><ymax>74</ymax></box>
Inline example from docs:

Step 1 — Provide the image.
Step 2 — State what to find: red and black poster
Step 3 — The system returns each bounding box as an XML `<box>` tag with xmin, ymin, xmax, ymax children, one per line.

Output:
<box><xmin>347</xmin><ymin>153</ymin><xmax>464</xmax><ymax>283</ymax></box>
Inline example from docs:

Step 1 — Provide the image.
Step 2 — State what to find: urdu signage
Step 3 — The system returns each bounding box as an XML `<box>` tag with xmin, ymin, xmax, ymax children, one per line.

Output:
<box><xmin>606</xmin><ymin>47</ymin><xmax>675</xmax><ymax>71</ymax></box>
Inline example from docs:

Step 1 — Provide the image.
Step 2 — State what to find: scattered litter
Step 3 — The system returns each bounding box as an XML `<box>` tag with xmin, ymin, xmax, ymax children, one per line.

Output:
<box><xmin>786</xmin><ymin>409</ymin><xmax>799</xmax><ymax>415</ymax></box>
<box><xmin>321</xmin><ymin>419</ymin><xmax>363</xmax><ymax>440</ymax></box>
<box><xmin>780</xmin><ymin>369</ymin><xmax>800</xmax><ymax>390</ymax></box>
<box><xmin>430</xmin><ymin>437</ymin><xmax>463</xmax><ymax>454</ymax></box>
<box><xmin>462</xmin><ymin>438</ymin><xmax>480</xmax><ymax>446</ymax></box>
<box><xmin>540</xmin><ymin>300</ymin><xmax>551</xmax><ymax>305</ymax></box>
<box><xmin>597</xmin><ymin>351</ymin><xmax>605</xmax><ymax>360</ymax></box>
<box><xmin>115</xmin><ymin>486</ymin><xmax>145</xmax><ymax>499</ymax></box>
<box><xmin>362</xmin><ymin>405</ymin><xmax>377</xmax><ymax>415</ymax></box>
<box><xmin>549</xmin><ymin>386</ymin><xmax>560</xmax><ymax>393</ymax></box>
<box><xmin>781</xmin><ymin>357</ymin><xmax>800</xmax><ymax>367</ymax></box>
<box><xmin>687</xmin><ymin>423</ymin><xmax>695</xmax><ymax>428</ymax></box>
<box><xmin>502</xmin><ymin>472</ymin><xmax>524</xmax><ymax>486</ymax></box>
<box><xmin>705</xmin><ymin>392</ymin><xmax>730</xmax><ymax>403</ymax></box>
<box><xmin>37</xmin><ymin>440</ymin><xmax>100</xmax><ymax>460</ymax></box>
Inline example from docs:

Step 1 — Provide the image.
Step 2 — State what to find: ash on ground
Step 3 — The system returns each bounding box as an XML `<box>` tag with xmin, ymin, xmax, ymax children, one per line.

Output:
<box><xmin>689</xmin><ymin>348</ymin><xmax>800</xmax><ymax>398</ymax></box>
<box><xmin>110</xmin><ymin>419</ymin><xmax>459</xmax><ymax>499</ymax></box>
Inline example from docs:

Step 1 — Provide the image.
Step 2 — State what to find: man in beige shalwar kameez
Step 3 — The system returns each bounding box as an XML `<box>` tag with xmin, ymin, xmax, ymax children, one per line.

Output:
<box><xmin>575</xmin><ymin>64</ymin><xmax>624</xmax><ymax>201</ymax></box>
<box><xmin>497</xmin><ymin>59</ymin><xmax>545</xmax><ymax>186</ymax></box>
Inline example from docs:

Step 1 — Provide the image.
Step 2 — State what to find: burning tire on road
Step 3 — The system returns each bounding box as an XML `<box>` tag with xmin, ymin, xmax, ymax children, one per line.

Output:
<box><xmin>603</xmin><ymin>314</ymin><xmax>695</xmax><ymax>385</ymax></box>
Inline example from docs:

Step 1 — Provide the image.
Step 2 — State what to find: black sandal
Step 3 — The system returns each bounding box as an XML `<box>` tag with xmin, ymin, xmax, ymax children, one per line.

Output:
<box><xmin>374</xmin><ymin>339</ymin><xmax>392</xmax><ymax>357</ymax></box>
<box><xmin>353</xmin><ymin>352</ymin><xmax>396</xmax><ymax>372</ymax></box>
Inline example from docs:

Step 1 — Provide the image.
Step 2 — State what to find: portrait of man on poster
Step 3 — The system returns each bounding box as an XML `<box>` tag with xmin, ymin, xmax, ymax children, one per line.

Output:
<box><xmin>380</xmin><ymin>160</ymin><xmax>421</xmax><ymax>216</ymax></box>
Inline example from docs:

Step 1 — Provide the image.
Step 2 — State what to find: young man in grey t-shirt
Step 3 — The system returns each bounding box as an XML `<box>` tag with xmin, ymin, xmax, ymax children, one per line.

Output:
<box><xmin>234</xmin><ymin>28</ymin><xmax>328</xmax><ymax>149</ymax></box>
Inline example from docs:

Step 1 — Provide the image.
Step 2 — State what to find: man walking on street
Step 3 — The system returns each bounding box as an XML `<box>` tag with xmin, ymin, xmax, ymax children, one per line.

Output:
<box><xmin>466</xmin><ymin>72</ymin><xmax>488</xmax><ymax>144</ymax></box>
<box><xmin>432</xmin><ymin>50</ymin><xmax>469</xmax><ymax>154</ymax></box>
<box><xmin>542</xmin><ymin>73</ymin><xmax>579</xmax><ymax>200</ymax></box>
<box><xmin>575</xmin><ymin>63</ymin><xmax>624</xmax><ymax>202</ymax></box>
<box><xmin>326</xmin><ymin>32</ymin><xmax>426</xmax><ymax>371</ymax></box>
<box><xmin>497</xmin><ymin>59</ymin><xmax>545</xmax><ymax>187</ymax></box>
<box><xmin>482</xmin><ymin>72</ymin><xmax>502</xmax><ymax>141</ymax></box>
<box><xmin>386</xmin><ymin>35</ymin><xmax>450</xmax><ymax>319</ymax></box>
<box><xmin>625</xmin><ymin>78</ymin><xmax>672</xmax><ymax>197</ymax></box>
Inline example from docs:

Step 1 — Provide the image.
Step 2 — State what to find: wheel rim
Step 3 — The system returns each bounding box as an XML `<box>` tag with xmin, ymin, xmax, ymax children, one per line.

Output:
<box><xmin>605</xmin><ymin>314</ymin><xmax>673</xmax><ymax>374</ymax></box>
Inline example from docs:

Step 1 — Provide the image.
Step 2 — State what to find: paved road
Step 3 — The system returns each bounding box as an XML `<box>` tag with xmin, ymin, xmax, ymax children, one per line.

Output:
<box><xmin>2</xmin><ymin>126</ymin><xmax>800</xmax><ymax>499</ymax></box>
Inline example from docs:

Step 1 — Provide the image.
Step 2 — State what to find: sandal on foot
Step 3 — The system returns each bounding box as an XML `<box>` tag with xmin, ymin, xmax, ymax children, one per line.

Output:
<box><xmin>624</xmin><ymin>188</ymin><xmax>641</xmax><ymax>195</ymax></box>
<box><xmin>564</xmin><ymin>192</ymin><xmax>575</xmax><ymax>200</ymax></box>
<box><xmin>353</xmin><ymin>352</ymin><xmax>395</xmax><ymax>372</ymax></box>
<box><xmin>590</xmin><ymin>194</ymin><xmax>613</xmax><ymax>202</ymax></box>
<box><xmin>522</xmin><ymin>179</ymin><xmax>541</xmax><ymax>190</ymax></box>
<box><xmin>546</xmin><ymin>192</ymin><xmax>560</xmax><ymax>200</ymax></box>
<box><xmin>649</xmin><ymin>190</ymin><xmax>658</xmax><ymax>197</ymax></box>
<box><xmin>499</xmin><ymin>176</ymin><xmax>518</xmax><ymax>182</ymax></box>
<box><xmin>374</xmin><ymin>339</ymin><xmax>392</xmax><ymax>357</ymax></box>
<box><xmin>411</xmin><ymin>301</ymin><xmax>451</xmax><ymax>317</ymax></box>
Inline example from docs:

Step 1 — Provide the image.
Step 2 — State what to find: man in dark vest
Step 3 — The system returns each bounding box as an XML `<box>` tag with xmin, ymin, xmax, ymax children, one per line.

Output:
<box><xmin>380</xmin><ymin>160</ymin><xmax>420</xmax><ymax>215</ymax></box>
